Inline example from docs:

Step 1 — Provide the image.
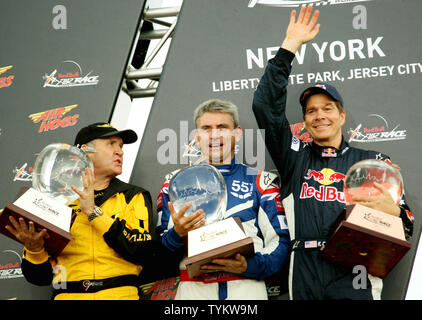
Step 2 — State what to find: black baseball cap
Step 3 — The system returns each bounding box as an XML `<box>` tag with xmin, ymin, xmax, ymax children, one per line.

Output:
<box><xmin>299</xmin><ymin>83</ymin><xmax>344</xmax><ymax>112</ymax></box>
<box><xmin>74</xmin><ymin>122</ymin><xmax>137</xmax><ymax>146</ymax></box>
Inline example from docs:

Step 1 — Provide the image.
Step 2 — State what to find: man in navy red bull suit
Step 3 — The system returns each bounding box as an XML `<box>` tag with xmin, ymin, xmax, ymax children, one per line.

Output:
<box><xmin>252</xmin><ymin>6</ymin><xmax>414</xmax><ymax>300</ymax></box>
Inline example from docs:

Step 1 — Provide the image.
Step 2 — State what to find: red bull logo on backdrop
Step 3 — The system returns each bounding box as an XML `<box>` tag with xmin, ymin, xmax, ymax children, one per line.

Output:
<box><xmin>300</xmin><ymin>168</ymin><xmax>345</xmax><ymax>202</ymax></box>
<box><xmin>13</xmin><ymin>163</ymin><xmax>33</xmax><ymax>182</ymax></box>
<box><xmin>348</xmin><ymin>114</ymin><xmax>407</xmax><ymax>143</ymax></box>
<box><xmin>28</xmin><ymin>104</ymin><xmax>79</xmax><ymax>133</ymax></box>
<box><xmin>248</xmin><ymin>0</ymin><xmax>376</xmax><ymax>8</ymax></box>
<box><xmin>43</xmin><ymin>60</ymin><xmax>99</xmax><ymax>88</ymax></box>
<box><xmin>0</xmin><ymin>250</ymin><xmax>23</xmax><ymax>281</ymax></box>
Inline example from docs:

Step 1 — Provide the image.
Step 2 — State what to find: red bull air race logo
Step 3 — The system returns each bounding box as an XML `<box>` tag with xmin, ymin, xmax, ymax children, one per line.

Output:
<box><xmin>348</xmin><ymin>114</ymin><xmax>407</xmax><ymax>143</ymax></box>
<box><xmin>248</xmin><ymin>0</ymin><xmax>376</xmax><ymax>8</ymax></box>
<box><xmin>43</xmin><ymin>60</ymin><xmax>99</xmax><ymax>88</ymax></box>
<box><xmin>300</xmin><ymin>168</ymin><xmax>345</xmax><ymax>202</ymax></box>
<box><xmin>13</xmin><ymin>163</ymin><xmax>33</xmax><ymax>182</ymax></box>
<box><xmin>0</xmin><ymin>250</ymin><xmax>23</xmax><ymax>280</ymax></box>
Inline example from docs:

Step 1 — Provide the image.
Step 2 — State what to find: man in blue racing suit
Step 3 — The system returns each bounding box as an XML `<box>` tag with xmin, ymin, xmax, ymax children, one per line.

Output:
<box><xmin>157</xmin><ymin>99</ymin><xmax>290</xmax><ymax>300</ymax></box>
<box><xmin>252</xmin><ymin>6</ymin><xmax>414</xmax><ymax>300</ymax></box>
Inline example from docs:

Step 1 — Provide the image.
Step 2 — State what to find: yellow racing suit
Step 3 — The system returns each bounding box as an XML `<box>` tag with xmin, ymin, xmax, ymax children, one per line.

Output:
<box><xmin>21</xmin><ymin>178</ymin><xmax>181</xmax><ymax>300</ymax></box>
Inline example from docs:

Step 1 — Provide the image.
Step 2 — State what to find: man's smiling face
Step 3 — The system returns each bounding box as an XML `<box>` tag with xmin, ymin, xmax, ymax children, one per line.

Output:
<box><xmin>304</xmin><ymin>93</ymin><xmax>345</xmax><ymax>148</ymax></box>
<box><xmin>195</xmin><ymin>112</ymin><xmax>242</xmax><ymax>165</ymax></box>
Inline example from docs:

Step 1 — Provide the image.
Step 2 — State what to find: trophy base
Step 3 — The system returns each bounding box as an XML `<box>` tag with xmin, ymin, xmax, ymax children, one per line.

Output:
<box><xmin>0</xmin><ymin>187</ymin><xmax>72</xmax><ymax>257</ymax></box>
<box><xmin>185</xmin><ymin>237</ymin><xmax>254</xmax><ymax>279</ymax></box>
<box><xmin>320</xmin><ymin>204</ymin><xmax>411</xmax><ymax>278</ymax></box>
<box><xmin>184</xmin><ymin>217</ymin><xmax>255</xmax><ymax>278</ymax></box>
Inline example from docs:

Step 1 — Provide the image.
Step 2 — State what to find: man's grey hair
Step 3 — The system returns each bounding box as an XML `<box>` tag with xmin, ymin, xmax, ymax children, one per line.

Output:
<box><xmin>193</xmin><ymin>99</ymin><xmax>240</xmax><ymax>128</ymax></box>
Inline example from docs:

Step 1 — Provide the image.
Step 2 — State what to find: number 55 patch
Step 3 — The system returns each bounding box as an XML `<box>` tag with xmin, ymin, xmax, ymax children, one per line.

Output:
<box><xmin>230</xmin><ymin>180</ymin><xmax>253</xmax><ymax>199</ymax></box>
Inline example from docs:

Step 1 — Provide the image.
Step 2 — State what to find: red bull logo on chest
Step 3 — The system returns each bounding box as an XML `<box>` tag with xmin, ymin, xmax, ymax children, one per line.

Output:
<box><xmin>300</xmin><ymin>168</ymin><xmax>345</xmax><ymax>202</ymax></box>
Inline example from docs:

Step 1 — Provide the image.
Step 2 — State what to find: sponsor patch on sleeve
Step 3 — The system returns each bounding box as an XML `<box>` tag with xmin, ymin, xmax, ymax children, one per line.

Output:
<box><xmin>291</xmin><ymin>135</ymin><xmax>300</xmax><ymax>152</ymax></box>
<box><xmin>277</xmin><ymin>215</ymin><xmax>288</xmax><ymax>230</ymax></box>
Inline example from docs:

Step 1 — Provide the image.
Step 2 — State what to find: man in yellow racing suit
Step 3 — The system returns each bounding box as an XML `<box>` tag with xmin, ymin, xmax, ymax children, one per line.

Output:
<box><xmin>6</xmin><ymin>122</ymin><xmax>181</xmax><ymax>299</ymax></box>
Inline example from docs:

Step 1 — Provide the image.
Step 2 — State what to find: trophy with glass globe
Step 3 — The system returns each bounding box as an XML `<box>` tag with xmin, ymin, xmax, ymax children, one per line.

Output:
<box><xmin>170</xmin><ymin>141</ymin><xmax>254</xmax><ymax>278</ymax></box>
<box><xmin>0</xmin><ymin>143</ymin><xmax>93</xmax><ymax>257</ymax></box>
<box><xmin>320</xmin><ymin>159</ymin><xmax>411</xmax><ymax>277</ymax></box>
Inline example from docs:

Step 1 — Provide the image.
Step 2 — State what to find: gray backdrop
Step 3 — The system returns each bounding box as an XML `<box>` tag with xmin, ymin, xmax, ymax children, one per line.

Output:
<box><xmin>0</xmin><ymin>0</ymin><xmax>144</xmax><ymax>299</ymax></box>
<box><xmin>131</xmin><ymin>0</ymin><xmax>422</xmax><ymax>299</ymax></box>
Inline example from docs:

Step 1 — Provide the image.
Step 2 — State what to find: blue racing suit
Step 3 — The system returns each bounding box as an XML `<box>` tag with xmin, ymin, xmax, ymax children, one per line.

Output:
<box><xmin>156</xmin><ymin>158</ymin><xmax>291</xmax><ymax>300</ymax></box>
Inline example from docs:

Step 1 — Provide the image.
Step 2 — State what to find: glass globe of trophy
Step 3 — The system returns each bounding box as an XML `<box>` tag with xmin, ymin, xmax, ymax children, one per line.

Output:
<box><xmin>32</xmin><ymin>143</ymin><xmax>94</xmax><ymax>205</ymax></box>
<box><xmin>344</xmin><ymin>159</ymin><xmax>403</xmax><ymax>205</ymax></box>
<box><xmin>168</xmin><ymin>159</ymin><xmax>254</xmax><ymax>278</ymax></box>
<box><xmin>321</xmin><ymin>159</ymin><xmax>411</xmax><ymax>278</ymax></box>
<box><xmin>0</xmin><ymin>143</ymin><xmax>93</xmax><ymax>257</ymax></box>
<box><xmin>168</xmin><ymin>163</ymin><xmax>227</xmax><ymax>225</ymax></box>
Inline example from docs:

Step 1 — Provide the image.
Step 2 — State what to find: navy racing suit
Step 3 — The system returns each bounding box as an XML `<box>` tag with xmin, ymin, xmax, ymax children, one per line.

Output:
<box><xmin>252</xmin><ymin>47</ymin><xmax>414</xmax><ymax>300</ymax></box>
